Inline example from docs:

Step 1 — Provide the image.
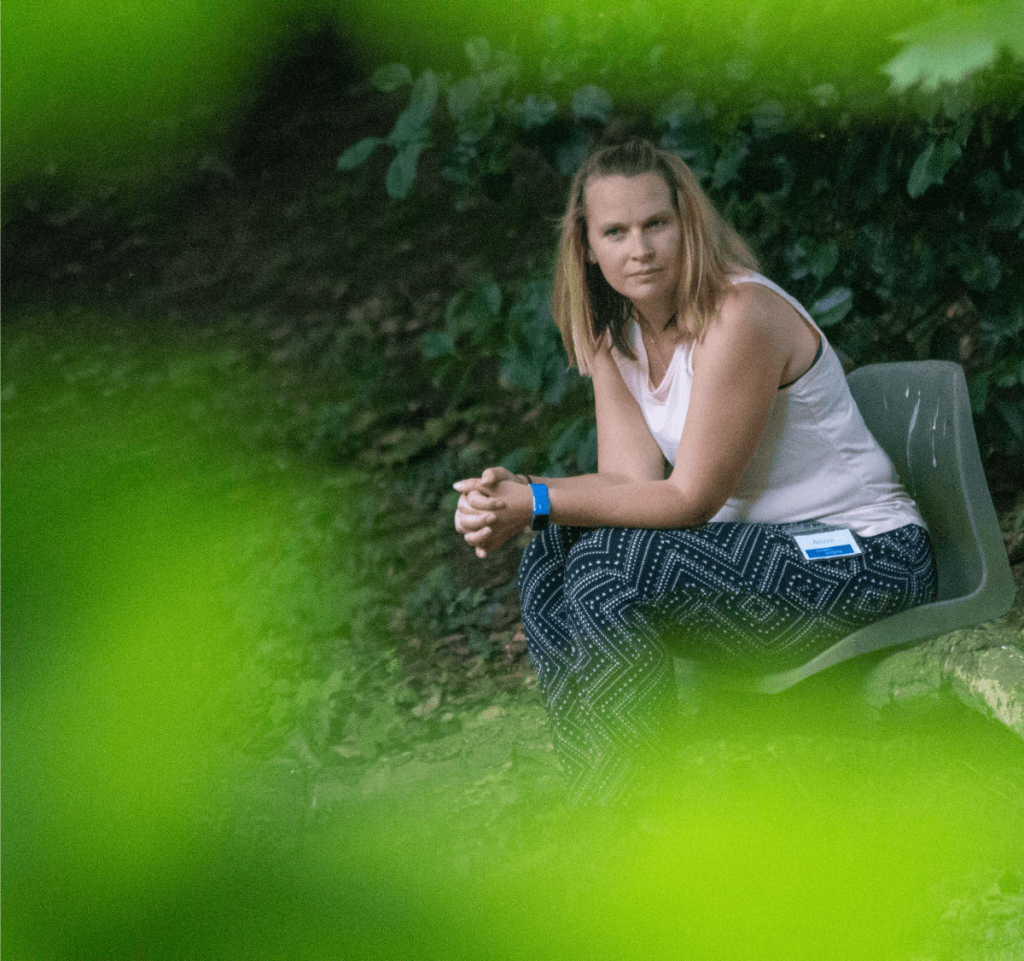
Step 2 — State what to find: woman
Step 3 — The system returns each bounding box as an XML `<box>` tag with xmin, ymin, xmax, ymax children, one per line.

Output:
<box><xmin>453</xmin><ymin>139</ymin><xmax>936</xmax><ymax>805</ymax></box>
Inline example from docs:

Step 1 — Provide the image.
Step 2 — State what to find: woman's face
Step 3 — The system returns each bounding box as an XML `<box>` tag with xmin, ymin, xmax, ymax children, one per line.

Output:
<box><xmin>584</xmin><ymin>172</ymin><xmax>683</xmax><ymax>324</ymax></box>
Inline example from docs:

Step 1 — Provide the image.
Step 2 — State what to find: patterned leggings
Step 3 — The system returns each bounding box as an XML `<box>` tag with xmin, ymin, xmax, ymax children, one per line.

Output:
<box><xmin>518</xmin><ymin>521</ymin><xmax>937</xmax><ymax>805</ymax></box>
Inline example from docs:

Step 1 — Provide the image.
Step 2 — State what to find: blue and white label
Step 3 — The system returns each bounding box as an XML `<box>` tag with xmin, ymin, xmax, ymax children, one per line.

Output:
<box><xmin>792</xmin><ymin>528</ymin><xmax>862</xmax><ymax>561</ymax></box>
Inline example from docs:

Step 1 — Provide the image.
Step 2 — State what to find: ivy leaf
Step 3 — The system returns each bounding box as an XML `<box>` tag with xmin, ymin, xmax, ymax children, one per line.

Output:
<box><xmin>371</xmin><ymin>64</ymin><xmax>412</xmax><ymax>93</ymax></box>
<box><xmin>385</xmin><ymin>141</ymin><xmax>426</xmax><ymax>199</ymax></box>
<box><xmin>994</xmin><ymin>398</ymin><xmax>1024</xmax><ymax>451</ymax></box>
<box><xmin>337</xmin><ymin>137</ymin><xmax>382</xmax><ymax>171</ymax></box>
<box><xmin>810</xmin><ymin>287</ymin><xmax>854</xmax><ymax>327</ymax></box>
<box><xmin>572</xmin><ymin>85</ymin><xmax>613</xmax><ymax>123</ymax></box>
<box><xmin>959</xmin><ymin>249</ymin><xmax>1002</xmax><ymax>292</ymax></box>
<box><xmin>907</xmin><ymin>137</ymin><xmax>962</xmax><ymax>198</ymax></box>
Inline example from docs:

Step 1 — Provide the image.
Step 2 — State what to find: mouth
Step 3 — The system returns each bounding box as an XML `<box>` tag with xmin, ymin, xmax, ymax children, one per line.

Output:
<box><xmin>629</xmin><ymin>268</ymin><xmax>661</xmax><ymax>278</ymax></box>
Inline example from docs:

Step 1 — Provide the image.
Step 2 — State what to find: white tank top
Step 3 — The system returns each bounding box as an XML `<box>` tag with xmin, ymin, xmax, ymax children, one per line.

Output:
<box><xmin>610</xmin><ymin>273</ymin><xmax>925</xmax><ymax>537</ymax></box>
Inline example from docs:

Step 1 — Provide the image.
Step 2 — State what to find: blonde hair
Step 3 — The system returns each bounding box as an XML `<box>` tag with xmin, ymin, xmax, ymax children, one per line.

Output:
<box><xmin>552</xmin><ymin>139</ymin><xmax>759</xmax><ymax>375</ymax></box>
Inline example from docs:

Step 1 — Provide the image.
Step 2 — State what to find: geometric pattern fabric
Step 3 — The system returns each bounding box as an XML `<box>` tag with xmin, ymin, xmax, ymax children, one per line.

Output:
<box><xmin>518</xmin><ymin>521</ymin><xmax>937</xmax><ymax>806</ymax></box>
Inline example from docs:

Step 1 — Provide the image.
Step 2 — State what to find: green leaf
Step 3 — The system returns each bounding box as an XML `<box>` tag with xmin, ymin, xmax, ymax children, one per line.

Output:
<box><xmin>572</xmin><ymin>85</ymin><xmax>613</xmax><ymax>123</ymax></box>
<box><xmin>465</xmin><ymin>37</ymin><xmax>491</xmax><ymax>73</ymax></box>
<box><xmin>448</xmin><ymin>76</ymin><xmax>482</xmax><ymax>122</ymax></box>
<box><xmin>907</xmin><ymin>137</ymin><xmax>962</xmax><ymax>198</ymax></box>
<box><xmin>389</xmin><ymin>70</ymin><xmax>439</xmax><ymax>147</ymax></box>
<box><xmin>810</xmin><ymin>287</ymin><xmax>854</xmax><ymax>327</ymax></box>
<box><xmin>712</xmin><ymin>133</ymin><xmax>750</xmax><ymax>190</ymax></box>
<box><xmin>519</xmin><ymin>94</ymin><xmax>557</xmax><ymax>131</ymax></box>
<box><xmin>447</xmin><ymin>76</ymin><xmax>494</xmax><ymax>143</ymax></box>
<box><xmin>371</xmin><ymin>63</ymin><xmax>412</xmax><ymax>93</ymax></box>
<box><xmin>808</xmin><ymin>240</ymin><xmax>840</xmax><ymax>281</ymax></box>
<box><xmin>422</xmin><ymin>331</ymin><xmax>456</xmax><ymax>359</ymax></box>
<box><xmin>885</xmin><ymin>39</ymin><xmax>996</xmax><ymax>93</ymax></box>
<box><xmin>385</xmin><ymin>141</ymin><xmax>425</xmax><ymax>199</ymax></box>
<box><xmin>991</xmin><ymin>189</ymin><xmax>1024</xmax><ymax>231</ymax></box>
<box><xmin>884</xmin><ymin>1</ymin><xmax>1024</xmax><ymax>92</ymax></box>
<box><xmin>337</xmin><ymin>137</ymin><xmax>382</xmax><ymax>171</ymax></box>
<box><xmin>752</xmin><ymin>100</ymin><xmax>787</xmax><ymax>139</ymax></box>
<box><xmin>959</xmin><ymin>249</ymin><xmax>1003</xmax><ymax>292</ymax></box>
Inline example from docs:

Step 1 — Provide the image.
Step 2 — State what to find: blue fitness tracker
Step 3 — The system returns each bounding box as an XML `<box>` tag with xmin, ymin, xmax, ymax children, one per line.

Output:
<box><xmin>529</xmin><ymin>483</ymin><xmax>550</xmax><ymax>531</ymax></box>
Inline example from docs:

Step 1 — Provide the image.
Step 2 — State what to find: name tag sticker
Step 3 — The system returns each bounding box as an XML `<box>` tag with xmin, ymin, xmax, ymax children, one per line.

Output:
<box><xmin>792</xmin><ymin>529</ymin><xmax>862</xmax><ymax>561</ymax></box>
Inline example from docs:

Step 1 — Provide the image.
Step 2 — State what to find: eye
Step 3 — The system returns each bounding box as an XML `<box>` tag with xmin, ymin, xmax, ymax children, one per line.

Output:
<box><xmin>604</xmin><ymin>226</ymin><xmax>622</xmax><ymax>237</ymax></box>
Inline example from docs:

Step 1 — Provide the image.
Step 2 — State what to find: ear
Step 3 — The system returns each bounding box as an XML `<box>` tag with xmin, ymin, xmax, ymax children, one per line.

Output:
<box><xmin>586</xmin><ymin>247</ymin><xmax>597</xmax><ymax>264</ymax></box>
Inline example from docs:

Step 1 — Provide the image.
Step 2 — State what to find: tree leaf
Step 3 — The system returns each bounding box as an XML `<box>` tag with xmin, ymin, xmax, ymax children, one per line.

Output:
<box><xmin>337</xmin><ymin>137</ymin><xmax>382</xmax><ymax>171</ymax></box>
<box><xmin>810</xmin><ymin>287</ymin><xmax>854</xmax><ymax>327</ymax></box>
<box><xmin>371</xmin><ymin>63</ymin><xmax>412</xmax><ymax>93</ymax></box>
<box><xmin>808</xmin><ymin>240</ymin><xmax>840</xmax><ymax>281</ymax></box>
<box><xmin>752</xmin><ymin>99</ymin><xmax>787</xmax><ymax>139</ymax></box>
<box><xmin>572</xmin><ymin>85</ymin><xmax>613</xmax><ymax>123</ymax></box>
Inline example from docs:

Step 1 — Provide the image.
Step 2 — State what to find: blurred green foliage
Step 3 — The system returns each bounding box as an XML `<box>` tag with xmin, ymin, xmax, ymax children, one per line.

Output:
<box><xmin>1</xmin><ymin>0</ymin><xmax>332</xmax><ymax>201</ymax></box>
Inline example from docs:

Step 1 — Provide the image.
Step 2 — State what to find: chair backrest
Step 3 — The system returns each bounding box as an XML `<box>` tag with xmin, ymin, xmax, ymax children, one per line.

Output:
<box><xmin>846</xmin><ymin>361</ymin><xmax>1015</xmax><ymax>624</ymax></box>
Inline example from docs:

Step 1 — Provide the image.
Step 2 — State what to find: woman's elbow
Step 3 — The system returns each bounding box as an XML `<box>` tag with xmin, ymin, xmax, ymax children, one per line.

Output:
<box><xmin>666</xmin><ymin>478</ymin><xmax>731</xmax><ymax>527</ymax></box>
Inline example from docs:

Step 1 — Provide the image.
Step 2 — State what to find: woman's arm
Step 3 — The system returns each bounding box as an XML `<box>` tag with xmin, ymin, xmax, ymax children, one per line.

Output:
<box><xmin>454</xmin><ymin>343</ymin><xmax>666</xmax><ymax>555</ymax></box>
<box><xmin>457</xmin><ymin>285</ymin><xmax>791</xmax><ymax>552</ymax></box>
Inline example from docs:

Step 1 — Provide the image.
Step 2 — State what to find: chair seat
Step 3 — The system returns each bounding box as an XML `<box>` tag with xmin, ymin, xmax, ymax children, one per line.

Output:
<box><xmin>681</xmin><ymin>361</ymin><xmax>1016</xmax><ymax>694</ymax></box>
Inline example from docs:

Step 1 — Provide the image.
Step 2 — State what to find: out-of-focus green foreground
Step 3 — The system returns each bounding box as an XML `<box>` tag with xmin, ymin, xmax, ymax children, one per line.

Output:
<box><xmin>1</xmin><ymin>0</ymin><xmax>995</xmax><ymax>197</ymax></box>
<box><xmin>4</xmin><ymin>329</ymin><xmax>1022</xmax><ymax>959</ymax></box>
<box><xmin>5</xmin><ymin>0</ymin><xmax>1024</xmax><ymax>955</ymax></box>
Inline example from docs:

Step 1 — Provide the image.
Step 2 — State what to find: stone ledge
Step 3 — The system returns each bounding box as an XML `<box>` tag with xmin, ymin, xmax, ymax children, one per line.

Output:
<box><xmin>864</xmin><ymin>623</ymin><xmax>1024</xmax><ymax>739</ymax></box>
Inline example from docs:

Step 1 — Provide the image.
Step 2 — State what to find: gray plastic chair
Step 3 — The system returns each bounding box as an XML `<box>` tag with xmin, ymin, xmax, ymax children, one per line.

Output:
<box><xmin>724</xmin><ymin>360</ymin><xmax>1016</xmax><ymax>694</ymax></box>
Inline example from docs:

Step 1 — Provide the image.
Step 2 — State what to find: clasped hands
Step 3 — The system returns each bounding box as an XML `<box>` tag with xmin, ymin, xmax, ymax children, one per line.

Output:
<box><xmin>453</xmin><ymin>466</ymin><xmax>534</xmax><ymax>558</ymax></box>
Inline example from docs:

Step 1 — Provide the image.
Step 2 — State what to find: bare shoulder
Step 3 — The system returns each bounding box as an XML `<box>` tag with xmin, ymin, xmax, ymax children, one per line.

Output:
<box><xmin>718</xmin><ymin>281</ymin><xmax>798</xmax><ymax>336</ymax></box>
<box><xmin>698</xmin><ymin>283</ymin><xmax>777</xmax><ymax>355</ymax></box>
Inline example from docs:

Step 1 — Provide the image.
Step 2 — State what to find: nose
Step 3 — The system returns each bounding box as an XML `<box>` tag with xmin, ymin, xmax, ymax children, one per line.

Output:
<box><xmin>629</xmin><ymin>228</ymin><xmax>654</xmax><ymax>260</ymax></box>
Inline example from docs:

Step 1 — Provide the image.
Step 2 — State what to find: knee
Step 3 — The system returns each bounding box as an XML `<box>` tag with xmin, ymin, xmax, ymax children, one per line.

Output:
<box><xmin>564</xmin><ymin>528</ymin><xmax>636</xmax><ymax>592</ymax></box>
